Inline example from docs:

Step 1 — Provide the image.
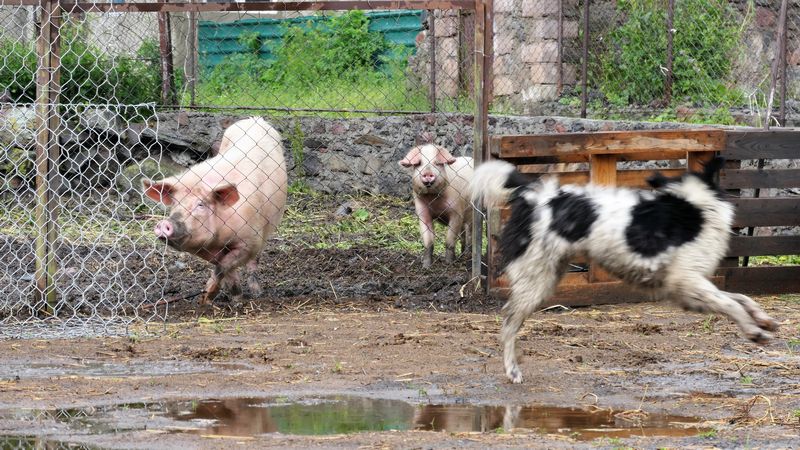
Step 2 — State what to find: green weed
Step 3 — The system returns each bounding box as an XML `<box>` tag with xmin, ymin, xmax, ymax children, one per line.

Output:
<box><xmin>697</xmin><ymin>429</ymin><xmax>718</xmax><ymax>438</ymax></box>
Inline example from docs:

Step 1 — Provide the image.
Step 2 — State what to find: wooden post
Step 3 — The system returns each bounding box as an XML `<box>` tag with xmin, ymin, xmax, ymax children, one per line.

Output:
<box><xmin>34</xmin><ymin>0</ymin><xmax>61</xmax><ymax>313</ymax></box>
<box><xmin>158</xmin><ymin>11</ymin><xmax>176</xmax><ymax>106</ymax></box>
<box><xmin>580</xmin><ymin>0</ymin><xmax>589</xmax><ymax>118</ymax></box>
<box><xmin>588</xmin><ymin>154</ymin><xmax>616</xmax><ymax>282</ymax></box>
<box><xmin>665</xmin><ymin>0</ymin><xmax>674</xmax><ymax>105</ymax></box>
<box><xmin>472</xmin><ymin>0</ymin><xmax>489</xmax><ymax>285</ymax></box>
<box><xmin>686</xmin><ymin>150</ymin><xmax>713</xmax><ymax>173</ymax></box>
<box><xmin>428</xmin><ymin>10</ymin><xmax>437</xmax><ymax>112</ymax></box>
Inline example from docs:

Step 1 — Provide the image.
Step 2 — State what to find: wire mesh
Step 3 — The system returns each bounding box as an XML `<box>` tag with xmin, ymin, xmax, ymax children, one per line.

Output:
<box><xmin>1</xmin><ymin>0</ymin><xmax>796</xmax><ymax>338</ymax></box>
<box><xmin>490</xmin><ymin>0</ymin><xmax>798</xmax><ymax>126</ymax></box>
<box><xmin>0</xmin><ymin>1</ymin><xmax>483</xmax><ymax>338</ymax></box>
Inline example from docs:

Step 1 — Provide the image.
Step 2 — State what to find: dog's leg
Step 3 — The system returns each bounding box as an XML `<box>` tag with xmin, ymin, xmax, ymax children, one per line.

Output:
<box><xmin>501</xmin><ymin>259</ymin><xmax>565</xmax><ymax>384</ymax></box>
<box><xmin>673</xmin><ymin>278</ymin><xmax>772</xmax><ymax>343</ymax></box>
<box><xmin>722</xmin><ymin>291</ymin><xmax>778</xmax><ymax>332</ymax></box>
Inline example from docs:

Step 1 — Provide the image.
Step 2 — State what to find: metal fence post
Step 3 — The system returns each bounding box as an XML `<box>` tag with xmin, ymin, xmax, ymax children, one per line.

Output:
<box><xmin>34</xmin><ymin>0</ymin><xmax>61</xmax><ymax>313</ymax></box>
<box><xmin>471</xmin><ymin>0</ymin><xmax>490</xmax><ymax>286</ymax></box>
<box><xmin>158</xmin><ymin>11</ymin><xmax>176</xmax><ymax>106</ymax></box>
<box><xmin>428</xmin><ymin>10</ymin><xmax>437</xmax><ymax>112</ymax></box>
<box><xmin>580</xmin><ymin>0</ymin><xmax>589</xmax><ymax>118</ymax></box>
<box><xmin>665</xmin><ymin>0</ymin><xmax>674</xmax><ymax>105</ymax></box>
<box><xmin>765</xmin><ymin>0</ymin><xmax>788</xmax><ymax>131</ymax></box>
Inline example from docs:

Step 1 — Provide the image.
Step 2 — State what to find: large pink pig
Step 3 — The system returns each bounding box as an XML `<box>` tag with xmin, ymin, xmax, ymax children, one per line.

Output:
<box><xmin>142</xmin><ymin>117</ymin><xmax>287</xmax><ymax>305</ymax></box>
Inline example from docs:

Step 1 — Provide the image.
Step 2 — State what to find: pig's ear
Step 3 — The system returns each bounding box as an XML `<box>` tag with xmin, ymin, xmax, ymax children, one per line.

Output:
<box><xmin>435</xmin><ymin>146</ymin><xmax>457</xmax><ymax>165</ymax></box>
<box><xmin>142</xmin><ymin>179</ymin><xmax>175</xmax><ymax>205</ymax></box>
<box><xmin>212</xmin><ymin>183</ymin><xmax>240</xmax><ymax>207</ymax></box>
<box><xmin>399</xmin><ymin>147</ymin><xmax>421</xmax><ymax>167</ymax></box>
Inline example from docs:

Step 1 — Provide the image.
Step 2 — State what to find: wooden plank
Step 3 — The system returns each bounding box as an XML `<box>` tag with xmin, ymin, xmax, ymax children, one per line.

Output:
<box><xmin>496</xmin><ymin>129</ymin><xmax>725</xmax><ymax>159</ymax></box>
<box><xmin>589</xmin><ymin>154</ymin><xmax>617</xmax><ymax>283</ymax></box>
<box><xmin>503</xmin><ymin>150</ymin><xmax>690</xmax><ymax>164</ymax></box>
<box><xmin>732</xmin><ymin>197</ymin><xmax>800</xmax><ymax>227</ymax></box>
<box><xmin>517</xmin><ymin>168</ymin><xmax>688</xmax><ymax>188</ymax></box>
<box><xmin>687</xmin><ymin>150</ymin><xmax>714</xmax><ymax>172</ymax></box>
<box><xmin>720</xmin><ymin>266</ymin><xmax>800</xmax><ymax>294</ymax></box>
<box><xmin>68</xmin><ymin>1</ymin><xmax>478</xmax><ymax>13</ymax></box>
<box><xmin>491</xmin><ymin>276</ymin><xmax>726</xmax><ymax>307</ymax></box>
<box><xmin>720</xmin><ymin>168</ymin><xmax>800</xmax><ymax>189</ymax></box>
<box><xmin>728</xmin><ymin>235</ymin><xmax>800</xmax><ymax>256</ymax></box>
<box><xmin>724</xmin><ymin>129</ymin><xmax>800</xmax><ymax>160</ymax></box>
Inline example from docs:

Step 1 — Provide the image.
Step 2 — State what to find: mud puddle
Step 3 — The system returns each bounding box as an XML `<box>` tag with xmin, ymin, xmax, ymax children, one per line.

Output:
<box><xmin>18</xmin><ymin>395</ymin><xmax>710</xmax><ymax>441</ymax></box>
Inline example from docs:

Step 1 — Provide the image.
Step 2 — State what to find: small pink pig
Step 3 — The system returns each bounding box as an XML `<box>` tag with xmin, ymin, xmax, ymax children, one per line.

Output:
<box><xmin>399</xmin><ymin>144</ymin><xmax>474</xmax><ymax>268</ymax></box>
<box><xmin>142</xmin><ymin>117</ymin><xmax>288</xmax><ymax>305</ymax></box>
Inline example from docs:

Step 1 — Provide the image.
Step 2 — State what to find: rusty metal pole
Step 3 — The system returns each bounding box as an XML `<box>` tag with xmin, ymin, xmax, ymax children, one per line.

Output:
<box><xmin>34</xmin><ymin>0</ymin><xmax>61</xmax><ymax>313</ymax></box>
<box><xmin>158</xmin><ymin>11</ymin><xmax>176</xmax><ymax>106</ymax></box>
<box><xmin>557</xmin><ymin>0</ymin><xmax>563</xmax><ymax>95</ymax></box>
<box><xmin>471</xmin><ymin>0</ymin><xmax>489</xmax><ymax>285</ymax></box>
<box><xmin>665</xmin><ymin>0</ymin><xmax>674</xmax><ymax>105</ymax></box>
<box><xmin>429</xmin><ymin>10</ymin><xmax>437</xmax><ymax>112</ymax></box>
<box><xmin>580</xmin><ymin>0</ymin><xmax>589</xmax><ymax>118</ymax></box>
<box><xmin>764</xmin><ymin>0</ymin><xmax>788</xmax><ymax>131</ymax></box>
<box><xmin>188</xmin><ymin>4</ymin><xmax>198</xmax><ymax>107</ymax></box>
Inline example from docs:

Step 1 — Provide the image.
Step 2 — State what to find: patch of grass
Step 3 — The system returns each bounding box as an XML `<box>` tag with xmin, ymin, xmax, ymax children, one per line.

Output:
<box><xmin>702</xmin><ymin>315</ymin><xmax>716</xmax><ymax>333</ymax></box>
<box><xmin>697</xmin><ymin>429</ymin><xmax>718</xmax><ymax>438</ymax></box>
<box><xmin>279</xmin><ymin>191</ymin><xmax>427</xmax><ymax>253</ymax></box>
<box><xmin>740</xmin><ymin>375</ymin><xmax>754</xmax><ymax>385</ymax></box>
<box><xmin>193</xmin><ymin>75</ymin><xmax>433</xmax><ymax>117</ymax></box>
<box><xmin>750</xmin><ymin>255</ymin><xmax>800</xmax><ymax>266</ymax></box>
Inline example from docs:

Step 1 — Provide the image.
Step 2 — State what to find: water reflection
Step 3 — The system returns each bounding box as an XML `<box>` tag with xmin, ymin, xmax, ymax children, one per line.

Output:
<box><xmin>163</xmin><ymin>396</ymin><xmax>708</xmax><ymax>440</ymax></box>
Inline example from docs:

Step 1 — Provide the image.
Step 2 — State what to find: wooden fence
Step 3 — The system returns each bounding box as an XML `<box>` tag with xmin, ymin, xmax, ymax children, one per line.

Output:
<box><xmin>487</xmin><ymin>128</ymin><xmax>800</xmax><ymax>306</ymax></box>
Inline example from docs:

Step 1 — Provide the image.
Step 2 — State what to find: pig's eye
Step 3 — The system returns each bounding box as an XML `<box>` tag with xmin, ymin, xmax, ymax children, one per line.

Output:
<box><xmin>196</xmin><ymin>201</ymin><xmax>206</xmax><ymax>210</ymax></box>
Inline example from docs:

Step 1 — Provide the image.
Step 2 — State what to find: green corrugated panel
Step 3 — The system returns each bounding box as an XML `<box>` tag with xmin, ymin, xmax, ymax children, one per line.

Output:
<box><xmin>198</xmin><ymin>10</ymin><xmax>423</xmax><ymax>71</ymax></box>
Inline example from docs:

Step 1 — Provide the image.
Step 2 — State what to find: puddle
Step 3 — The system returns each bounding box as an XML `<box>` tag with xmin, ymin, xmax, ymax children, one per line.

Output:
<box><xmin>38</xmin><ymin>396</ymin><xmax>710</xmax><ymax>441</ymax></box>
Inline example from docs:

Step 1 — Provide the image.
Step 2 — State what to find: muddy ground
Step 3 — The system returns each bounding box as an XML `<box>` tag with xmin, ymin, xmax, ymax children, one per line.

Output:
<box><xmin>1</xmin><ymin>194</ymin><xmax>799</xmax><ymax>447</ymax></box>
<box><xmin>0</xmin><ymin>294</ymin><xmax>798</xmax><ymax>449</ymax></box>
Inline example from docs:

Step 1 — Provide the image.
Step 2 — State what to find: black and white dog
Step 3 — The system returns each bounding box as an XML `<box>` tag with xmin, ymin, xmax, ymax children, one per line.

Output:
<box><xmin>471</xmin><ymin>157</ymin><xmax>778</xmax><ymax>384</ymax></box>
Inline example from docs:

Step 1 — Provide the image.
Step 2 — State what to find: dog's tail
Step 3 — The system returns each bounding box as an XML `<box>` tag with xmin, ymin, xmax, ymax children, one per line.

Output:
<box><xmin>471</xmin><ymin>160</ymin><xmax>529</xmax><ymax>207</ymax></box>
<box><xmin>699</xmin><ymin>155</ymin><xmax>725</xmax><ymax>187</ymax></box>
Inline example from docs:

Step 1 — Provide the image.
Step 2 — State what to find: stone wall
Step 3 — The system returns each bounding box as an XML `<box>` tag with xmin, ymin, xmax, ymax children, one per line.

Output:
<box><xmin>148</xmin><ymin>111</ymin><xmax>698</xmax><ymax>197</ymax></box>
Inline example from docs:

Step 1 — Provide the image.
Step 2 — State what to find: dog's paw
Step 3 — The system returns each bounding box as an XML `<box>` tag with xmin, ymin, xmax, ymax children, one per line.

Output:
<box><xmin>507</xmin><ymin>367</ymin><xmax>523</xmax><ymax>384</ymax></box>
<box><xmin>756</xmin><ymin>316</ymin><xmax>779</xmax><ymax>333</ymax></box>
<box><xmin>747</xmin><ymin>329</ymin><xmax>773</xmax><ymax>344</ymax></box>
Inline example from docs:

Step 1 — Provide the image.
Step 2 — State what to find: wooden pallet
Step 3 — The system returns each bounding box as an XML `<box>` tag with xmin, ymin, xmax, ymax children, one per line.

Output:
<box><xmin>487</xmin><ymin>128</ymin><xmax>800</xmax><ymax>306</ymax></box>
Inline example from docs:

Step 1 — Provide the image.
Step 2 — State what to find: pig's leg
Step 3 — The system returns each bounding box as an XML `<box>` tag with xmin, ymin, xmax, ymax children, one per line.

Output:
<box><xmin>245</xmin><ymin>258</ymin><xmax>263</xmax><ymax>298</ymax></box>
<box><xmin>445</xmin><ymin>214</ymin><xmax>464</xmax><ymax>265</ymax></box>
<box><xmin>200</xmin><ymin>247</ymin><xmax>252</xmax><ymax>305</ymax></box>
<box><xmin>201</xmin><ymin>266</ymin><xmax>224</xmax><ymax>306</ymax></box>
<box><xmin>216</xmin><ymin>247</ymin><xmax>255</xmax><ymax>300</ymax></box>
<box><xmin>414</xmin><ymin>197</ymin><xmax>435</xmax><ymax>268</ymax></box>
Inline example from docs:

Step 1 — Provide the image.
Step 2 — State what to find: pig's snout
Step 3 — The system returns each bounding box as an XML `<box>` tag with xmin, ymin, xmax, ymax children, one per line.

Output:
<box><xmin>420</xmin><ymin>173</ymin><xmax>437</xmax><ymax>187</ymax></box>
<box><xmin>154</xmin><ymin>220</ymin><xmax>174</xmax><ymax>240</ymax></box>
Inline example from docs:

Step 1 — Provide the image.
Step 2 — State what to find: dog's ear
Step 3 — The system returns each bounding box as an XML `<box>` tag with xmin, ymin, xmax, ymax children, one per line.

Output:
<box><xmin>646</xmin><ymin>172</ymin><xmax>669</xmax><ymax>189</ymax></box>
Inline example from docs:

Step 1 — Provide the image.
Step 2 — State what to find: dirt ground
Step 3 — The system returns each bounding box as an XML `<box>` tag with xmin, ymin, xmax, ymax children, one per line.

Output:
<box><xmin>0</xmin><ymin>294</ymin><xmax>798</xmax><ymax>449</ymax></box>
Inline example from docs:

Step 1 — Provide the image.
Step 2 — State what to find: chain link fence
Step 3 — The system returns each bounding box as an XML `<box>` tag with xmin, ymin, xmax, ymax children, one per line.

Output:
<box><xmin>0</xmin><ymin>0</ymin><xmax>485</xmax><ymax>338</ymax></box>
<box><xmin>1</xmin><ymin>0</ymin><xmax>796</xmax><ymax>338</ymax></box>
<box><xmin>490</xmin><ymin>0</ymin><xmax>799</xmax><ymax>126</ymax></box>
